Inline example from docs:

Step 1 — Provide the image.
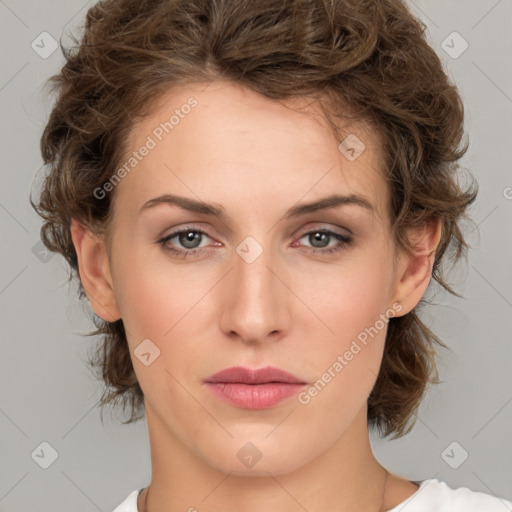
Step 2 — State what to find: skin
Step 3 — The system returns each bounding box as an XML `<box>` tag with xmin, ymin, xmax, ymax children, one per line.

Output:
<box><xmin>71</xmin><ymin>80</ymin><xmax>441</xmax><ymax>511</ymax></box>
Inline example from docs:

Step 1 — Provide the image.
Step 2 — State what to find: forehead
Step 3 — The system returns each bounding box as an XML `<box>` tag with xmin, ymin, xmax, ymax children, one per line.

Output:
<box><xmin>112</xmin><ymin>80</ymin><xmax>389</xmax><ymax>223</ymax></box>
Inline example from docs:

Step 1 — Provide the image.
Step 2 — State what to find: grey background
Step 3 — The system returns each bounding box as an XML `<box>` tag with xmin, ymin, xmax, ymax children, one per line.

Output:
<box><xmin>0</xmin><ymin>0</ymin><xmax>511</xmax><ymax>510</ymax></box>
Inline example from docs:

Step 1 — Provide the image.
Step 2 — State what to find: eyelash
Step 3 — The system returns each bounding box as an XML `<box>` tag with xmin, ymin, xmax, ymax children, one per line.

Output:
<box><xmin>157</xmin><ymin>225</ymin><xmax>353</xmax><ymax>259</ymax></box>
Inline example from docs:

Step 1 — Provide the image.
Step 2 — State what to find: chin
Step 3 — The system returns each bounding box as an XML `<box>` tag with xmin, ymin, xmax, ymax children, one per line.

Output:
<box><xmin>199</xmin><ymin>435</ymin><xmax>320</xmax><ymax>478</ymax></box>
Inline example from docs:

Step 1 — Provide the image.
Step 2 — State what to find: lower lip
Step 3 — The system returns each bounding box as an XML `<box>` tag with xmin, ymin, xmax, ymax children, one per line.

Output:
<box><xmin>204</xmin><ymin>382</ymin><xmax>305</xmax><ymax>409</ymax></box>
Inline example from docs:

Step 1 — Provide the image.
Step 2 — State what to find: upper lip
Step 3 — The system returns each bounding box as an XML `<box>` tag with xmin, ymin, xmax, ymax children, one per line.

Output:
<box><xmin>204</xmin><ymin>366</ymin><xmax>306</xmax><ymax>385</ymax></box>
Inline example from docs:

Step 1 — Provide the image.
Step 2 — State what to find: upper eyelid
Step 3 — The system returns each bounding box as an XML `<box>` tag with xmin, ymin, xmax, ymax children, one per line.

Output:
<box><xmin>295</xmin><ymin>224</ymin><xmax>351</xmax><ymax>237</ymax></box>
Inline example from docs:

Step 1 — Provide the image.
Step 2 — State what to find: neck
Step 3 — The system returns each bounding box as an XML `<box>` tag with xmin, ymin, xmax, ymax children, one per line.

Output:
<box><xmin>139</xmin><ymin>404</ymin><xmax>391</xmax><ymax>512</ymax></box>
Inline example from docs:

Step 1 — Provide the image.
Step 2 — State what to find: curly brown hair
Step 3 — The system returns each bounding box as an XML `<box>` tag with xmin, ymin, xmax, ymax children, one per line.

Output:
<box><xmin>31</xmin><ymin>0</ymin><xmax>476</xmax><ymax>438</ymax></box>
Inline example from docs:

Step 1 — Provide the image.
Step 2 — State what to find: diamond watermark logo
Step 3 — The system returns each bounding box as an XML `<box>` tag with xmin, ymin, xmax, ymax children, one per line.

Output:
<box><xmin>237</xmin><ymin>442</ymin><xmax>263</xmax><ymax>468</ymax></box>
<box><xmin>31</xmin><ymin>441</ymin><xmax>59</xmax><ymax>469</ymax></box>
<box><xmin>338</xmin><ymin>134</ymin><xmax>366</xmax><ymax>161</ymax></box>
<box><xmin>134</xmin><ymin>338</ymin><xmax>161</xmax><ymax>366</ymax></box>
<box><xmin>441</xmin><ymin>441</ymin><xmax>469</xmax><ymax>469</ymax></box>
<box><xmin>32</xmin><ymin>240</ymin><xmax>55</xmax><ymax>263</ymax></box>
<box><xmin>441</xmin><ymin>32</ymin><xmax>468</xmax><ymax>59</ymax></box>
<box><xmin>31</xmin><ymin>32</ymin><xmax>58</xmax><ymax>59</ymax></box>
<box><xmin>236</xmin><ymin>236</ymin><xmax>263</xmax><ymax>264</ymax></box>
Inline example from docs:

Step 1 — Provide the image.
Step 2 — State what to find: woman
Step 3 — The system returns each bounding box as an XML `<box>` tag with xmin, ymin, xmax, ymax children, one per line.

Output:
<box><xmin>32</xmin><ymin>0</ymin><xmax>512</xmax><ymax>510</ymax></box>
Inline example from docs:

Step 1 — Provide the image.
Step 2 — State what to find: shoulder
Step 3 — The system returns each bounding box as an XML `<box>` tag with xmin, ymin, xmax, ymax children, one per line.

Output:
<box><xmin>112</xmin><ymin>488</ymin><xmax>143</xmax><ymax>512</ymax></box>
<box><xmin>388</xmin><ymin>478</ymin><xmax>512</xmax><ymax>512</ymax></box>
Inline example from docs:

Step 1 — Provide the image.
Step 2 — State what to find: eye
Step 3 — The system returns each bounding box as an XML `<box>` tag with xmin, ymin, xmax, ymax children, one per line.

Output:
<box><xmin>157</xmin><ymin>227</ymin><xmax>214</xmax><ymax>257</ymax></box>
<box><xmin>294</xmin><ymin>229</ymin><xmax>352</xmax><ymax>255</ymax></box>
<box><xmin>156</xmin><ymin>226</ymin><xmax>353</xmax><ymax>259</ymax></box>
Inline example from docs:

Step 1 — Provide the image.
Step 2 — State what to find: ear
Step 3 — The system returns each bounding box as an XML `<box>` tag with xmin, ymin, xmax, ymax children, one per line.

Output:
<box><xmin>70</xmin><ymin>218</ymin><xmax>121</xmax><ymax>322</ymax></box>
<box><xmin>390</xmin><ymin>218</ymin><xmax>442</xmax><ymax>316</ymax></box>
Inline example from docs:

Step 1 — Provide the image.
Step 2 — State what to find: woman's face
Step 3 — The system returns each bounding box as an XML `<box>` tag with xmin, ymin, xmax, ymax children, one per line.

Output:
<box><xmin>104</xmin><ymin>81</ymin><xmax>407</xmax><ymax>475</ymax></box>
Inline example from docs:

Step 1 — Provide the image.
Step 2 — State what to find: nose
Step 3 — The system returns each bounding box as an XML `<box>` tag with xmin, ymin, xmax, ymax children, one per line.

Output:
<box><xmin>218</xmin><ymin>240</ymin><xmax>291</xmax><ymax>345</ymax></box>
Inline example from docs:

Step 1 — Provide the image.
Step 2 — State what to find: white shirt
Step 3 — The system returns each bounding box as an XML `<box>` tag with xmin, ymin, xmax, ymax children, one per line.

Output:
<box><xmin>112</xmin><ymin>478</ymin><xmax>512</xmax><ymax>511</ymax></box>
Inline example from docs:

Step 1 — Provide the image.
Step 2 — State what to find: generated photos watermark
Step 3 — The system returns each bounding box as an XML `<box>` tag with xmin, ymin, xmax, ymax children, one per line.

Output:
<box><xmin>298</xmin><ymin>301</ymin><xmax>403</xmax><ymax>405</ymax></box>
<box><xmin>93</xmin><ymin>96</ymin><xmax>198</xmax><ymax>200</ymax></box>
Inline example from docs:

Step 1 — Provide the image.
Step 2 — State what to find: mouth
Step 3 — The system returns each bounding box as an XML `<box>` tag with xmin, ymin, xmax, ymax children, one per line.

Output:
<box><xmin>203</xmin><ymin>366</ymin><xmax>307</xmax><ymax>410</ymax></box>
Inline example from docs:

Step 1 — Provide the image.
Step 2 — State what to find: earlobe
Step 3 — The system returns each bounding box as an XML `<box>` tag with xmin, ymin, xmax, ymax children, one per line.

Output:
<box><xmin>70</xmin><ymin>218</ymin><xmax>121</xmax><ymax>322</ymax></box>
<box><xmin>391</xmin><ymin>219</ymin><xmax>442</xmax><ymax>316</ymax></box>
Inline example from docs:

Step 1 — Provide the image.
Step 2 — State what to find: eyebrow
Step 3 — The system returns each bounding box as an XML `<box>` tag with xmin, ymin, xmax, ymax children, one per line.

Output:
<box><xmin>138</xmin><ymin>193</ymin><xmax>374</xmax><ymax>218</ymax></box>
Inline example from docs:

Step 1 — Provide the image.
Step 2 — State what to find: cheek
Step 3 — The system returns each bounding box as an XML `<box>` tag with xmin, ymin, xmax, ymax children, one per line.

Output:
<box><xmin>111</xmin><ymin>239</ymin><xmax>211</xmax><ymax>339</ymax></box>
<box><xmin>110</xmin><ymin>257</ymin><xmax>209</xmax><ymax>406</ymax></box>
<box><xmin>110</xmin><ymin>242</ymin><xmax>222</xmax><ymax>394</ymax></box>
<box><xmin>296</xmin><ymin>250</ymin><xmax>395</xmax><ymax>343</ymax></box>
<box><xmin>292</xmin><ymin>250</ymin><xmax>394</xmax><ymax>401</ymax></box>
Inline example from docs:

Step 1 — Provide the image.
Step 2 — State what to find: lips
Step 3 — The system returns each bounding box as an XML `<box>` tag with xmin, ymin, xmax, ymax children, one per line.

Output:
<box><xmin>204</xmin><ymin>366</ymin><xmax>306</xmax><ymax>409</ymax></box>
<box><xmin>205</xmin><ymin>366</ymin><xmax>305</xmax><ymax>385</ymax></box>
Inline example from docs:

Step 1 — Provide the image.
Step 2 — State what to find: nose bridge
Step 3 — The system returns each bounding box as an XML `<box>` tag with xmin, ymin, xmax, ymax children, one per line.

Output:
<box><xmin>219</xmin><ymin>237</ymin><xmax>289</xmax><ymax>342</ymax></box>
